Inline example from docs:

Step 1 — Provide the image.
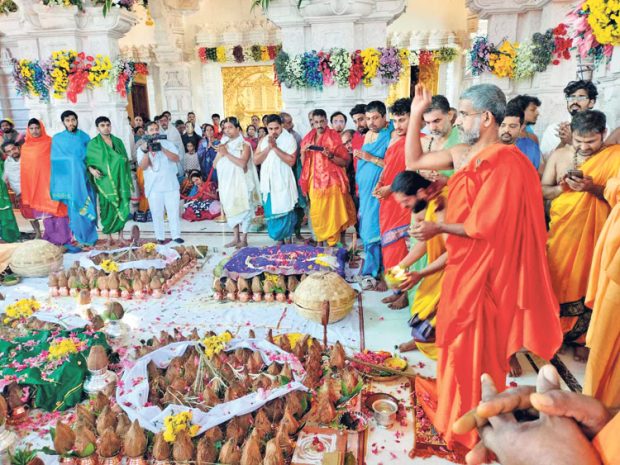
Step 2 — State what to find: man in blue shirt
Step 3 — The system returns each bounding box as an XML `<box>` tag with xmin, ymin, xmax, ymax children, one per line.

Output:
<box><xmin>499</xmin><ymin>102</ymin><xmax>541</xmax><ymax>170</ymax></box>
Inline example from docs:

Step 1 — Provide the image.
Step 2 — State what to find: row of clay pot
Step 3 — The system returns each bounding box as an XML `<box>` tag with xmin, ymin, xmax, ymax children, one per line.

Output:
<box><xmin>213</xmin><ymin>290</ymin><xmax>293</xmax><ymax>303</ymax></box>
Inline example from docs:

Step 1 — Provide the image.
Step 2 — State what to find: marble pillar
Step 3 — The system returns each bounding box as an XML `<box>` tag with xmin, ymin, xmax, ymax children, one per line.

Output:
<box><xmin>0</xmin><ymin>0</ymin><xmax>137</xmax><ymax>143</ymax></box>
<box><xmin>265</xmin><ymin>0</ymin><xmax>407</xmax><ymax>134</ymax></box>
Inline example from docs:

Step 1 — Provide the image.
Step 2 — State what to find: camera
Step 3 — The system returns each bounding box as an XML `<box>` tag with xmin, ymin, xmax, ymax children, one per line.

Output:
<box><xmin>142</xmin><ymin>133</ymin><xmax>167</xmax><ymax>152</ymax></box>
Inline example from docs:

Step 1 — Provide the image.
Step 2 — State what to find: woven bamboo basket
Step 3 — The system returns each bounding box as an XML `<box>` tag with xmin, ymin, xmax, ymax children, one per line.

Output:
<box><xmin>293</xmin><ymin>271</ymin><xmax>357</xmax><ymax>323</ymax></box>
<box><xmin>10</xmin><ymin>239</ymin><xmax>64</xmax><ymax>277</ymax></box>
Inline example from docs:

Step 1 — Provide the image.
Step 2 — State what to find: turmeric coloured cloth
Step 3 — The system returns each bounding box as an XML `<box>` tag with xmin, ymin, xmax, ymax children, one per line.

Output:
<box><xmin>416</xmin><ymin>144</ymin><xmax>562</xmax><ymax>450</ymax></box>
<box><xmin>300</xmin><ymin>128</ymin><xmax>355</xmax><ymax>245</ymax></box>
<box><xmin>379</xmin><ymin>137</ymin><xmax>410</xmax><ymax>269</ymax></box>
<box><xmin>408</xmin><ymin>189</ymin><xmax>447</xmax><ymax>360</ymax></box>
<box><xmin>593</xmin><ymin>412</ymin><xmax>620</xmax><ymax>465</ymax></box>
<box><xmin>584</xmin><ymin>175</ymin><xmax>620</xmax><ymax>409</ymax></box>
<box><xmin>547</xmin><ymin>146</ymin><xmax>620</xmax><ymax>343</ymax></box>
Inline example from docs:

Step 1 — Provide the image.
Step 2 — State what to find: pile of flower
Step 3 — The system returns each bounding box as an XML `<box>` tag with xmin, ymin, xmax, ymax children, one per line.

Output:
<box><xmin>198</xmin><ymin>44</ymin><xmax>281</xmax><ymax>64</ymax></box>
<box><xmin>100</xmin><ymin>259</ymin><xmax>119</xmax><ymax>273</ymax></box>
<box><xmin>467</xmin><ymin>1</ymin><xmax>616</xmax><ymax>80</ymax></box>
<box><xmin>47</xmin><ymin>338</ymin><xmax>82</xmax><ymax>360</ymax></box>
<box><xmin>202</xmin><ymin>331</ymin><xmax>233</xmax><ymax>358</ymax></box>
<box><xmin>11</xmin><ymin>50</ymin><xmax>147</xmax><ymax>102</ymax></box>
<box><xmin>2</xmin><ymin>298</ymin><xmax>40</xmax><ymax>325</ymax></box>
<box><xmin>163</xmin><ymin>411</ymin><xmax>200</xmax><ymax>442</ymax></box>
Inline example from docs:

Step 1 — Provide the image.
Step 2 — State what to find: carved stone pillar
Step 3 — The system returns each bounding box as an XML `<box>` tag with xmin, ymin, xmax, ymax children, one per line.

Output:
<box><xmin>265</xmin><ymin>0</ymin><xmax>406</xmax><ymax>134</ymax></box>
<box><xmin>0</xmin><ymin>0</ymin><xmax>136</xmax><ymax>143</ymax></box>
<box><xmin>148</xmin><ymin>0</ymin><xmax>198</xmax><ymax>121</ymax></box>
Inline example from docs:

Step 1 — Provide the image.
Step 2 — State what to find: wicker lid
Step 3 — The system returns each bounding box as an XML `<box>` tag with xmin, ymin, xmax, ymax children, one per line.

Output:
<box><xmin>10</xmin><ymin>239</ymin><xmax>64</xmax><ymax>277</ymax></box>
<box><xmin>293</xmin><ymin>271</ymin><xmax>356</xmax><ymax>311</ymax></box>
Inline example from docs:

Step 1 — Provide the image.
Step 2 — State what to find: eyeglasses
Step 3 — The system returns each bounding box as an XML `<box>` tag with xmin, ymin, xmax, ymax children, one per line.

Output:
<box><xmin>457</xmin><ymin>111</ymin><xmax>485</xmax><ymax>119</ymax></box>
<box><xmin>566</xmin><ymin>95</ymin><xmax>590</xmax><ymax>103</ymax></box>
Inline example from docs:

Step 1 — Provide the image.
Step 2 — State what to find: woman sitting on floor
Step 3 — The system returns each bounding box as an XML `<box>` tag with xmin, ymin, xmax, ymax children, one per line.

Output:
<box><xmin>181</xmin><ymin>171</ymin><xmax>221</xmax><ymax>222</ymax></box>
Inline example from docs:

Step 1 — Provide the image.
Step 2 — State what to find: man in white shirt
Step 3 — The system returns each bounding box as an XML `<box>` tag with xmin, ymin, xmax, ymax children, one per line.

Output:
<box><xmin>137</xmin><ymin>121</ymin><xmax>183</xmax><ymax>244</ymax></box>
<box><xmin>158</xmin><ymin>113</ymin><xmax>185</xmax><ymax>179</ymax></box>
<box><xmin>187</xmin><ymin>112</ymin><xmax>202</xmax><ymax>137</ymax></box>
<box><xmin>540</xmin><ymin>80</ymin><xmax>605</xmax><ymax>165</ymax></box>
<box><xmin>2</xmin><ymin>140</ymin><xmax>21</xmax><ymax>197</ymax></box>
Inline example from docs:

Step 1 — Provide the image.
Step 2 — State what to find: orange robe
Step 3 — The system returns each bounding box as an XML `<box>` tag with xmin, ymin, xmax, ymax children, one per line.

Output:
<box><xmin>416</xmin><ymin>144</ymin><xmax>562</xmax><ymax>450</ymax></box>
<box><xmin>547</xmin><ymin>145</ymin><xmax>620</xmax><ymax>343</ymax></box>
<box><xmin>300</xmin><ymin>128</ymin><xmax>355</xmax><ymax>245</ymax></box>
<box><xmin>593</xmin><ymin>413</ymin><xmax>620</xmax><ymax>465</ymax></box>
<box><xmin>584</xmin><ymin>174</ymin><xmax>620</xmax><ymax>409</ymax></box>
<box><xmin>379</xmin><ymin>137</ymin><xmax>411</xmax><ymax>269</ymax></box>
<box><xmin>20</xmin><ymin>122</ymin><xmax>67</xmax><ymax>217</ymax></box>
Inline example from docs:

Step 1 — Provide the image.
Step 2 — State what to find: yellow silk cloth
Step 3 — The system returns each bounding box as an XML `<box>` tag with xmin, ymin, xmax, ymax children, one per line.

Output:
<box><xmin>547</xmin><ymin>146</ymin><xmax>620</xmax><ymax>304</ymax></box>
<box><xmin>308</xmin><ymin>174</ymin><xmax>355</xmax><ymax>245</ymax></box>
<box><xmin>411</xmin><ymin>190</ymin><xmax>447</xmax><ymax>359</ymax></box>
<box><xmin>584</xmin><ymin>175</ymin><xmax>620</xmax><ymax>409</ymax></box>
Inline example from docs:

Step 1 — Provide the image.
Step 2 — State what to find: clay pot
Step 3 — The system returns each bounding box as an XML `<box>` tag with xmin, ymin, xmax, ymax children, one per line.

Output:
<box><xmin>50</xmin><ymin>287</ymin><xmax>59</xmax><ymax>297</ymax></box>
<box><xmin>238</xmin><ymin>291</ymin><xmax>250</xmax><ymax>303</ymax></box>
<box><xmin>59</xmin><ymin>287</ymin><xmax>69</xmax><ymax>297</ymax></box>
<box><xmin>252</xmin><ymin>293</ymin><xmax>263</xmax><ymax>302</ymax></box>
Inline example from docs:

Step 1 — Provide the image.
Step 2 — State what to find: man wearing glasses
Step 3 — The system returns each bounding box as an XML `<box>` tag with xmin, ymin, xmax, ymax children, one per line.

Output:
<box><xmin>540</xmin><ymin>80</ymin><xmax>606</xmax><ymax>162</ymax></box>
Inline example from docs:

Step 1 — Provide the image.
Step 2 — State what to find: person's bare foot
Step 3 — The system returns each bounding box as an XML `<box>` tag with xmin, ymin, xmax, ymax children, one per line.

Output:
<box><xmin>388</xmin><ymin>293</ymin><xmax>408</xmax><ymax>310</ymax></box>
<box><xmin>235</xmin><ymin>240</ymin><xmax>248</xmax><ymax>249</ymax></box>
<box><xmin>382</xmin><ymin>293</ymin><xmax>399</xmax><ymax>304</ymax></box>
<box><xmin>574</xmin><ymin>345</ymin><xmax>590</xmax><ymax>362</ymax></box>
<box><xmin>509</xmin><ymin>354</ymin><xmax>522</xmax><ymax>377</ymax></box>
<box><xmin>373</xmin><ymin>278</ymin><xmax>388</xmax><ymax>292</ymax></box>
<box><xmin>398</xmin><ymin>339</ymin><xmax>419</xmax><ymax>353</ymax></box>
<box><xmin>225</xmin><ymin>239</ymin><xmax>239</xmax><ymax>248</ymax></box>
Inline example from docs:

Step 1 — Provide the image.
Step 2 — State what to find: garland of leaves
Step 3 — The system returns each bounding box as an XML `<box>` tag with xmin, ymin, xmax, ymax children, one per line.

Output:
<box><xmin>468</xmin><ymin>0</ymin><xmax>617</xmax><ymax>80</ymax></box>
<box><xmin>269</xmin><ymin>46</ymin><xmax>459</xmax><ymax>91</ymax></box>
<box><xmin>11</xmin><ymin>50</ymin><xmax>148</xmax><ymax>103</ymax></box>
<box><xmin>0</xmin><ymin>0</ymin><xmax>17</xmax><ymax>14</ymax></box>
<box><xmin>39</xmin><ymin>0</ymin><xmax>147</xmax><ymax>16</ymax></box>
<box><xmin>198</xmin><ymin>44</ymin><xmax>282</xmax><ymax>64</ymax></box>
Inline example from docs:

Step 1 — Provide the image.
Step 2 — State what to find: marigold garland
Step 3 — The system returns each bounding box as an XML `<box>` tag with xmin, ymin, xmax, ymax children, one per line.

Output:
<box><xmin>360</xmin><ymin>47</ymin><xmax>380</xmax><ymax>86</ymax></box>
<box><xmin>585</xmin><ymin>0</ymin><xmax>620</xmax><ymax>45</ymax></box>
<box><xmin>47</xmin><ymin>338</ymin><xmax>80</xmax><ymax>360</ymax></box>
<box><xmin>163</xmin><ymin>411</ymin><xmax>200</xmax><ymax>443</ymax></box>
<box><xmin>198</xmin><ymin>44</ymin><xmax>282</xmax><ymax>64</ymax></box>
<box><xmin>3</xmin><ymin>298</ymin><xmax>40</xmax><ymax>325</ymax></box>
<box><xmin>202</xmin><ymin>331</ymin><xmax>232</xmax><ymax>359</ymax></box>
<box><xmin>489</xmin><ymin>40</ymin><xmax>518</xmax><ymax>78</ymax></box>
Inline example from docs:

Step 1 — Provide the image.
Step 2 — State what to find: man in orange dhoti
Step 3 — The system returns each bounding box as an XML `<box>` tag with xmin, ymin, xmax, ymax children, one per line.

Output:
<box><xmin>299</xmin><ymin>109</ymin><xmax>355</xmax><ymax>246</ymax></box>
<box><xmin>405</xmin><ymin>84</ymin><xmax>563</xmax><ymax>450</ymax></box>
<box><xmin>583</xmin><ymin>171</ymin><xmax>620</xmax><ymax>409</ymax></box>
<box><xmin>373</xmin><ymin>98</ymin><xmax>412</xmax><ymax>309</ymax></box>
<box><xmin>543</xmin><ymin>110</ymin><xmax>620</xmax><ymax>361</ymax></box>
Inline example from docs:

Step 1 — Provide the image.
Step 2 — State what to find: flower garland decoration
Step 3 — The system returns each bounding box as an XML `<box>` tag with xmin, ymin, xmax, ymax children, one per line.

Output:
<box><xmin>432</xmin><ymin>47</ymin><xmax>458</xmax><ymax>64</ymax></box>
<box><xmin>198</xmin><ymin>44</ymin><xmax>282</xmax><ymax>64</ymax></box>
<box><xmin>585</xmin><ymin>0</ymin><xmax>620</xmax><ymax>45</ymax></box>
<box><xmin>513</xmin><ymin>41</ymin><xmax>537</xmax><ymax>80</ymax></box>
<box><xmin>360</xmin><ymin>47</ymin><xmax>380</xmax><ymax>86</ymax></box>
<box><xmin>418</xmin><ymin>50</ymin><xmax>434</xmax><ymax>67</ymax></box>
<box><xmin>489</xmin><ymin>40</ymin><xmax>518</xmax><ymax>78</ymax></box>
<box><xmin>163</xmin><ymin>411</ymin><xmax>200</xmax><ymax>443</ymax></box>
<box><xmin>0</xmin><ymin>0</ymin><xmax>17</xmax><ymax>14</ymax></box>
<box><xmin>274</xmin><ymin>50</ymin><xmax>290</xmax><ymax>88</ymax></box>
<box><xmin>12</xmin><ymin>51</ymin><xmax>146</xmax><ymax>102</ymax></box>
<box><xmin>469</xmin><ymin>36</ymin><xmax>494</xmax><ymax>76</ymax></box>
<box><xmin>12</xmin><ymin>59</ymin><xmax>51</xmax><ymax>101</ymax></box>
<box><xmin>531</xmin><ymin>29</ymin><xmax>556</xmax><ymax>69</ymax></box>
<box><xmin>330</xmin><ymin>48</ymin><xmax>351</xmax><ymax>88</ymax></box>
<box><xmin>2</xmin><ymin>298</ymin><xmax>40</xmax><ymax>325</ymax></box>
<box><xmin>565</xmin><ymin>2</ymin><xmax>614</xmax><ymax>63</ymax></box>
<box><xmin>202</xmin><ymin>331</ymin><xmax>232</xmax><ymax>358</ymax></box>
<box><xmin>286</xmin><ymin>54</ymin><xmax>306</xmax><ymax>89</ymax></box>
<box><xmin>551</xmin><ymin>23</ymin><xmax>573</xmax><ymax>64</ymax></box>
<box><xmin>317</xmin><ymin>50</ymin><xmax>334</xmax><ymax>86</ymax></box>
<box><xmin>349</xmin><ymin>50</ymin><xmax>364</xmax><ymax>89</ymax></box>
<box><xmin>377</xmin><ymin>46</ymin><xmax>402</xmax><ymax>85</ymax></box>
<box><xmin>301</xmin><ymin>50</ymin><xmax>323</xmax><ymax>90</ymax></box>
<box><xmin>100</xmin><ymin>259</ymin><xmax>119</xmax><ymax>273</ymax></box>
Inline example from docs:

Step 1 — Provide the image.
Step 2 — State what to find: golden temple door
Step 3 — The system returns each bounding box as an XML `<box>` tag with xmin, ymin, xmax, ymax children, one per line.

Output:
<box><xmin>221</xmin><ymin>65</ymin><xmax>283</xmax><ymax>129</ymax></box>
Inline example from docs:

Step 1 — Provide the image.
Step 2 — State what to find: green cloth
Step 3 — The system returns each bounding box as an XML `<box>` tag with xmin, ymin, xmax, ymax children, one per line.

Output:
<box><xmin>86</xmin><ymin>134</ymin><xmax>132</xmax><ymax>234</ymax></box>
<box><xmin>0</xmin><ymin>159</ymin><xmax>19</xmax><ymax>243</ymax></box>
<box><xmin>0</xmin><ymin>329</ymin><xmax>109</xmax><ymax>411</ymax></box>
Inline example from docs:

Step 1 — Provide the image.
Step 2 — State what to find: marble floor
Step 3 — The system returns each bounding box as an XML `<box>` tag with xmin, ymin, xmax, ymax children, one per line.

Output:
<box><xmin>13</xmin><ymin>214</ymin><xmax>587</xmax><ymax>464</ymax></box>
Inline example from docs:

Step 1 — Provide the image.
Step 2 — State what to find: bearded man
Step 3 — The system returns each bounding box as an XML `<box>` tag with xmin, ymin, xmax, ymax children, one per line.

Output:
<box><xmin>404</xmin><ymin>83</ymin><xmax>562</xmax><ymax>450</ymax></box>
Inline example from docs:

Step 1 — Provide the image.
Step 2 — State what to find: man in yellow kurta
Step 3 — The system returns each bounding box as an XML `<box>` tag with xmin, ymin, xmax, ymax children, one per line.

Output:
<box><xmin>544</xmin><ymin>110</ymin><xmax>620</xmax><ymax>360</ymax></box>
<box><xmin>584</xmin><ymin>172</ymin><xmax>620</xmax><ymax>409</ymax></box>
<box><xmin>300</xmin><ymin>110</ymin><xmax>355</xmax><ymax>245</ymax></box>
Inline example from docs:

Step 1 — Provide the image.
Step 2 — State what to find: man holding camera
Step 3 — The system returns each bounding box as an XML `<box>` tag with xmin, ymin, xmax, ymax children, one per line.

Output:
<box><xmin>138</xmin><ymin>121</ymin><xmax>183</xmax><ymax>244</ymax></box>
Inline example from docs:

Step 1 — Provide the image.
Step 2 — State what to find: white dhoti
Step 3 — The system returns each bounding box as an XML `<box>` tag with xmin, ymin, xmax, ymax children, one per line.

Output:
<box><xmin>147</xmin><ymin>190</ymin><xmax>181</xmax><ymax>241</ymax></box>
